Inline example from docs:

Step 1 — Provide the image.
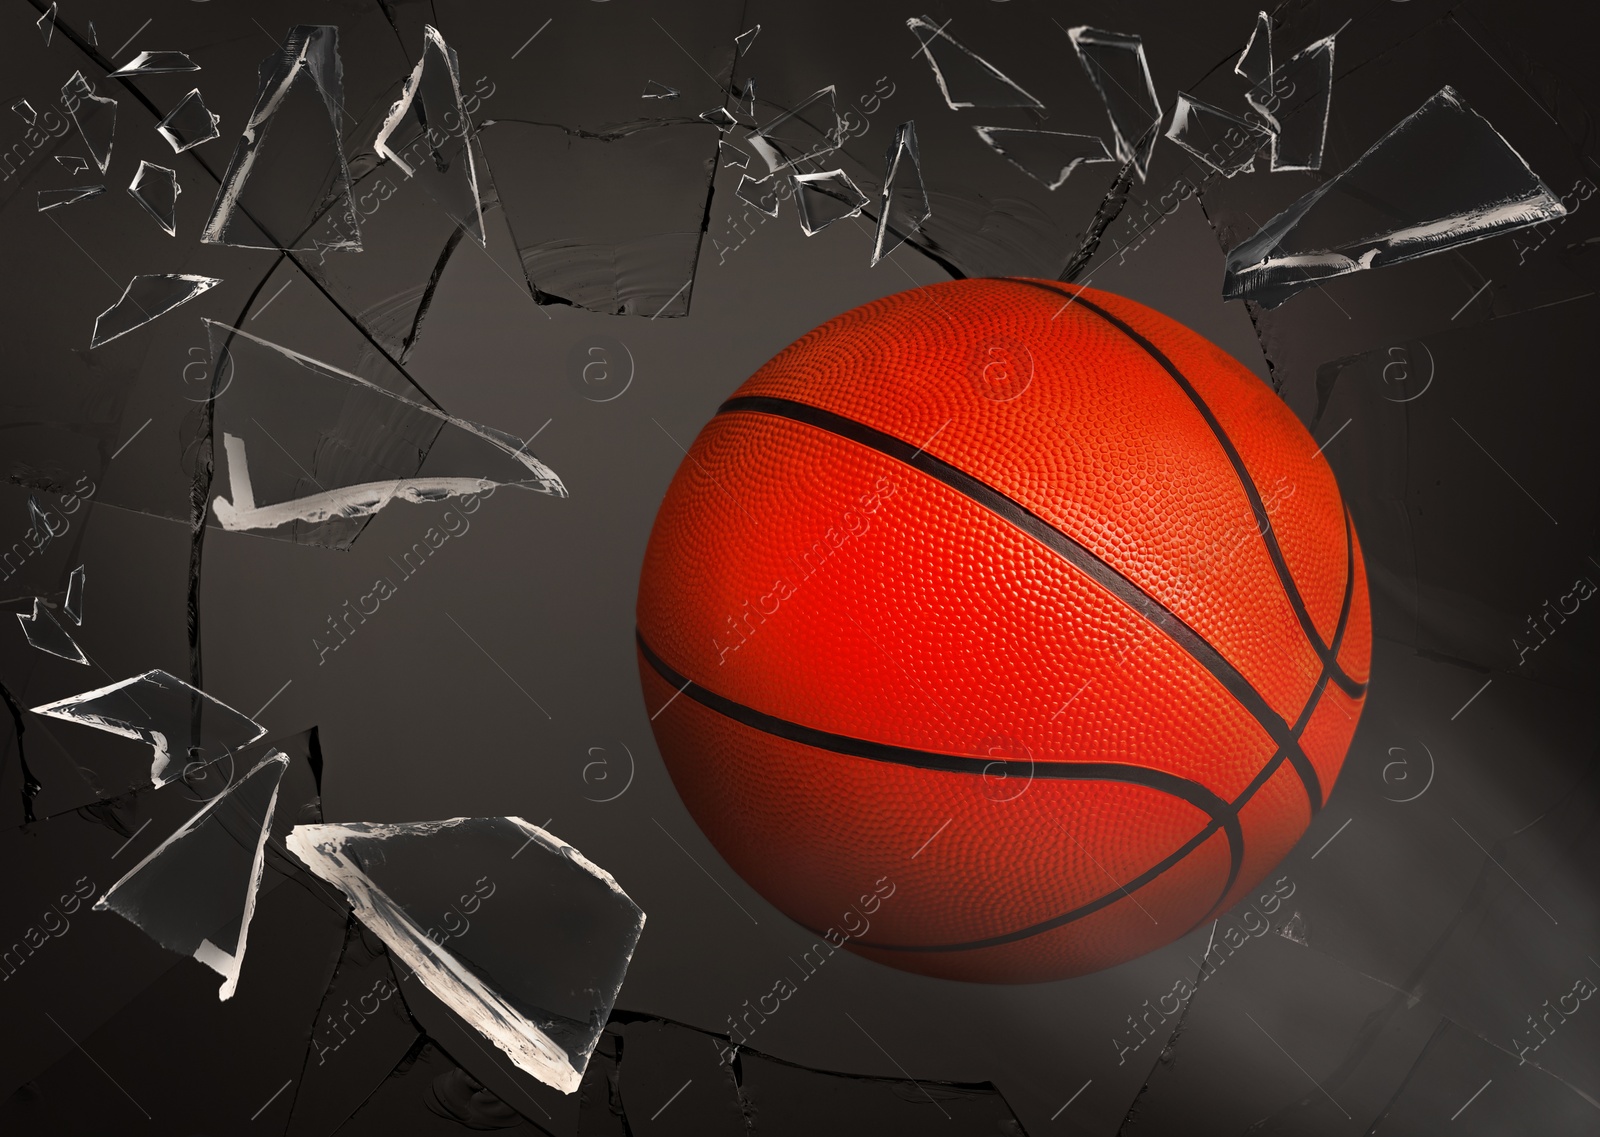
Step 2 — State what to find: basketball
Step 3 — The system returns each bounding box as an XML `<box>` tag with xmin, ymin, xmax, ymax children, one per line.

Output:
<box><xmin>636</xmin><ymin>278</ymin><xmax>1369</xmax><ymax>983</ymax></box>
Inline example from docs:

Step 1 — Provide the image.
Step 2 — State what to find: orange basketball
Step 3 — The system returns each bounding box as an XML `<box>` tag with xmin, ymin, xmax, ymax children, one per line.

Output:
<box><xmin>636</xmin><ymin>278</ymin><xmax>1369</xmax><ymax>983</ymax></box>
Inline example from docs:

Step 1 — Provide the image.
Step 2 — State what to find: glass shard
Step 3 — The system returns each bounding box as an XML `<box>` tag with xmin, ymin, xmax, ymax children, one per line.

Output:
<box><xmin>1269</xmin><ymin>34</ymin><xmax>1334</xmax><ymax>172</ymax></box>
<box><xmin>374</xmin><ymin>25</ymin><xmax>485</xmax><ymax>247</ymax></box>
<box><xmin>64</xmin><ymin>564</ymin><xmax>86</xmax><ymax>624</ymax></box>
<box><xmin>155</xmin><ymin>88</ymin><xmax>221</xmax><ymax>153</ymax></box>
<box><xmin>110</xmin><ymin>50</ymin><xmax>200</xmax><ymax>76</ymax></box>
<box><xmin>1223</xmin><ymin>87</ymin><xmax>1568</xmax><ymax>307</ymax></box>
<box><xmin>37</xmin><ymin>185</ymin><xmax>105</xmax><ymax>212</ymax></box>
<box><xmin>641</xmin><ymin>80</ymin><xmax>680</xmax><ymax>100</ymax></box>
<box><xmin>792</xmin><ymin>169</ymin><xmax>868</xmax><ymax>235</ymax></box>
<box><xmin>127</xmin><ymin>159</ymin><xmax>180</xmax><ymax>236</ymax></box>
<box><xmin>734</xmin><ymin>24</ymin><xmax>760</xmax><ymax>56</ymax></box>
<box><xmin>905</xmin><ymin>16</ymin><xmax>1043</xmax><ymax>110</ymax></box>
<box><xmin>973</xmin><ymin>125</ymin><xmax>1113</xmax><ymax>190</ymax></box>
<box><xmin>16</xmin><ymin>598</ymin><xmax>88</xmax><ymax>665</ymax></box>
<box><xmin>55</xmin><ymin>154</ymin><xmax>91</xmax><ymax>174</ymax></box>
<box><xmin>749</xmin><ymin>86</ymin><xmax>842</xmax><ymax>173</ymax></box>
<box><xmin>287</xmin><ymin>818</ymin><xmax>647</xmax><ymax>1095</ymax></box>
<box><xmin>1235</xmin><ymin>10</ymin><xmax>1272</xmax><ymax>89</ymax></box>
<box><xmin>94</xmin><ymin>753</ymin><xmax>287</xmax><ymax>1000</ymax></box>
<box><xmin>872</xmin><ymin>121</ymin><xmax>931</xmax><ymax>265</ymax></box>
<box><xmin>205</xmin><ymin>322</ymin><xmax>566</xmax><ymax>542</ymax></box>
<box><xmin>1068</xmin><ymin>26</ymin><xmax>1162</xmax><ymax>181</ymax></box>
<box><xmin>700</xmin><ymin>106</ymin><xmax>738</xmax><ymax>131</ymax></box>
<box><xmin>732</xmin><ymin>80</ymin><xmax>755</xmax><ymax>118</ymax></box>
<box><xmin>1166</xmin><ymin>93</ymin><xmax>1270</xmax><ymax>177</ymax></box>
<box><xmin>90</xmin><ymin>273</ymin><xmax>221</xmax><ymax>348</ymax></box>
<box><xmin>36</xmin><ymin>2</ymin><xmax>55</xmax><ymax>45</ymax></box>
<box><xmin>736</xmin><ymin>172</ymin><xmax>780</xmax><ymax>218</ymax></box>
<box><xmin>30</xmin><ymin>668</ymin><xmax>267</xmax><ymax>786</ymax></box>
<box><xmin>201</xmin><ymin>25</ymin><xmax>360</xmax><ymax>252</ymax></box>
<box><xmin>11</xmin><ymin>98</ymin><xmax>37</xmax><ymax>125</ymax></box>
<box><xmin>86</xmin><ymin>18</ymin><xmax>96</xmax><ymax>45</ymax></box>
<box><xmin>61</xmin><ymin>72</ymin><xmax>116</xmax><ymax>175</ymax></box>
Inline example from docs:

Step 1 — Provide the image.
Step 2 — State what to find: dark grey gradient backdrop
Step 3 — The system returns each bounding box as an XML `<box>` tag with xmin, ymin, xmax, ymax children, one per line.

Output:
<box><xmin>2</xmin><ymin>1</ymin><xmax>1598</xmax><ymax>1134</ymax></box>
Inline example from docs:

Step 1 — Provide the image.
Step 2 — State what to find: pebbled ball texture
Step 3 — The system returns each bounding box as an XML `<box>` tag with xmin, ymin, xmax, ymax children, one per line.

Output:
<box><xmin>635</xmin><ymin>278</ymin><xmax>1369</xmax><ymax>983</ymax></box>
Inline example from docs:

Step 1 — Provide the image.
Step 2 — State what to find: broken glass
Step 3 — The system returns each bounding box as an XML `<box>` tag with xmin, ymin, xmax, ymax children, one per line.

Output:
<box><xmin>974</xmin><ymin>125</ymin><xmax>1114</xmax><ymax>191</ymax></box>
<box><xmin>373</xmin><ymin>26</ymin><xmax>485</xmax><ymax>247</ymax></box>
<box><xmin>1223</xmin><ymin>87</ymin><xmax>1568</xmax><ymax>307</ymax></box>
<box><xmin>155</xmin><ymin>88</ymin><xmax>221</xmax><ymax>153</ymax></box>
<box><xmin>641</xmin><ymin>80</ymin><xmax>680</xmax><ymax>101</ymax></box>
<box><xmin>61</xmin><ymin>72</ymin><xmax>116</xmax><ymax>175</ymax></box>
<box><xmin>15</xmin><ymin>598</ymin><xmax>87</xmax><ymax>665</ymax></box>
<box><xmin>748</xmin><ymin>86</ymin><xmax>842</xmax><ymax>173</ymax></box>
<box><xmin>35</xmin><ymin>2</ymin><xmax>55</xmax><ymax>44</ymax></box>
<box><xmin>287</xmin><ymin>818</ymin><xmax>646</xmax><ymax>1094</ymax></box>
<box><xmin>700</xmin><ymin>106</ymin><xmax>739</xmax><ymax>131</ymax></box>
<box><xmin>63</xmin><ymin>565</ymin><xmax>84</xmax><ymax>625</ymax></box>
<box><xmin>332</xmin><ymin>1037</ymin><xmax>550</xmax><ymax>1133</ymax></box>
<box><xmin>11</xmin><ymin>98</ymin><xmax>37</xmax><ymax>125</ymax></box>
<box><xmin>29</xmin><ymin>668</ymin><xmax>266</xmax><ymax>787</ymax></box>
<box><xmin>905</xmin><ymin>16</ymin><xmax>1043</xmax><ymax>110</ymax></box>
<box><xmin>201</xmin><ymin>25</ymin><xmax>360</xmax><ymax>252</ymax></box>
<box><xmin>613</xmin><ymin>1018</ymin><xmax>743</xmax><ymax>1136</ymax></box>
<box><xmin>54</xmin><ymin>155</ymin><xmax>91</xmax><ymax>174</ymax></box>
<box><xmin>93</xmin><ymin>753</ymin><xmax>287</xmax><ymax>1000</ymax></box>
<box><xmin>127</xmin><ymin>160</ymin><xmax>179</xmax><ymax>236</ymax></box>
<box><xmin>36</xmin><ymin>185</ymin><xmax>105</xmax><ymax>212</ymax></box>
<box><xmin>736</xmin><ymin>172</ymin><xmax>780</xmax><ymax>218</ymax></box>
<box><xmin>89</xmin><ymin>273</ymin><xmax>221</xmax><ymax>349</ymax></box>
<box><xmin>732</xmin><ymin>80</ymin><xmax>755</xmax><ymax>119</ymax></box>
<box><xmin>1068</xmin><ymin>26</ymin><xmax>1162</xmax><ymax>182</ymax></box>
<box><xmin>204</xmin><ymin>321</ymin><xmax>566</xmax><ymax>544</ymax></box>
<box><xmin>1166</xmin><ymin>94</ymin><xmax>1270</xmax><ymax>177</ymax></box>
<box><xmin>734</xmin><ymin>24</ymin><xmax>761</xmax><ymax>56</ymax></box>
<box><xmin>1269</xmin><ymin>34</ymin><xmax>1335</xmax><ymax>172</ymax></box>
<box><xmin>109</xmin><ymin>50</ymin><xmax>200</xmax><ymax>76</ymax></box>
<box><xmin>1235</xmin><ymin>10</ymin><xmax>1272</xmax><ymax>91</ymax></box>
<box><xmin>792</xmin><ymin>169</ymin><xmax>869</xmax><ymax>235</ymax></box>
<box><xmin>871</xmin><ymin>121</ymin><xmax>931</xmax><ymax>265</ymax></box>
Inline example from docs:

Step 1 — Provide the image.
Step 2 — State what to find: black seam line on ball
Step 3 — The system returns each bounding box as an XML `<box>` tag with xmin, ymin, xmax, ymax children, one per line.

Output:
<box><xmin>1001</xmin><ymin>277</ymin><xmax>1366</xmax><ymax>703</ymax></box>
<box><xmin>637</xmin><ymin>630</ymin><xmax>1240</xmax><ymax>840</ymax></box>
<box><xmin>638</xmin><ymin>630</ymin><xmax>1249</xmax><ymax>954</ymax></box>
<box><xmin>714</xmin><ymin>393</ymin><xmax>1323</xmax><ymax>816</ymax></box>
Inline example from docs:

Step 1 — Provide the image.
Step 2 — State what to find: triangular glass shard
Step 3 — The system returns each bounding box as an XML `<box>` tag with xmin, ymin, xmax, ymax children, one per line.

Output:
<box><xmin>287</xmin><ymin>818</ymin><xmax>647</xmax><ymax>1094</ymax></box>
<box><xmin>734</xmin><ymin>24</ymin><xmax>760</xmax><ymax>55</ymax></box>
<box><xmin>16</xmin><ymin>598</ymin><xmax>88</xmax><ymax>665</ymax></box>
<box><xmin>792</xmin><ymin>169</ymin><xmax>869</xmax><ymax>235</ymax></box>
<box><xmin>86</xmin><ymin>19</ymin><xmax>96</xmax><ymax>46</ymax></box>
<box><xmin>155</xmin><ymin>88</ymin><xmax>221</xmax><ymax>153</ymax></box>
<box><xmin>1166</xmin><ymin>93</ymin><xmax>1270</xmax><ymax>177</ymax></box>
<box><xmin>55</xmin><ymin>154</ymin><xmax>91</xmax><ymax>174</ymax></box>
<box><xmin>731</xmin><ymin>79</ymin><xmax>754</xmax><ymax>118</ymax></box>
<box><xmin>974</xmin><ymin>125</ymin><xmax>1114</xmax><ymax>190</ymax></box>
<box><xmin>748</xmin><ymin>86</ymin><xmax>841</xmax><ymax>173</ymax></box>
<box><xmin>61</xmin><ymin>72</ymin><xmax>116</xmax><ymax>175</ymax></box>
<box><xmin>641</xmin><ymin>79</ymin><xmax>680</xmax><ymax>100</ymax></box>
<box><xmin>128</xmin><ymin>159</ymin><xmax>180</xmax><ymax>235</ymax></box>
<box><xmin>205</xmin><ymin>322</ymin><xmax>566</xmax><ymax>542</ymax></box>
<box><xmin>700</xmin><ymin>106</ymin><xmax>738</xmax><ymax>131</ymax></box>
<box><xmin>1235</xmin><ymin>11</ymin><xmax>1272</xmax><ymax>89</ymax></box>
<box><xmin>11</xmin><ymin>98</ymin><xmax>37</xmax><ymax>125</ymax></box>
<box><xmin>31</xmin><ymin>668</ymin><xmax>267</xmax><ymax>786</ymax></box>
<box><xmin>36</xmin><ymin>3</ymin><xmax>56</xmax><ymax>45</ymax></box>
<box><xmin>201</xmin><ymin>25</ymin><xmax>360</xmax><ymax>252</ymax></box>
<box><xmin>1269</xmin><ymin>34</ymin><xmax>1334</xmax><ymax>172</ymax></box>
<box><xmin>110</xmin><ymin>50</ymin><xmax>200</xmax><ymax>76</ymax></box>
<box><xmin>373</xmin><ymin>25</ymin><xmax>485</xmax><ymax>247</ymax></box>
<box><xmin>1223</xmin><ymin>87</ymin><xmax>1568</xmax><ymax>307</ymax></box>
<box><xmin>28</xmin><ymin>494</ymin><xmax>59</xmax><ymax>542</ymax></box>
<box><xmin>95</xmin><ymin>753</ymin><xmax>287</xmax><ymax>999</ymax></box>
<box><xmin>735</xmin><ymin>172</ymin><xmax>779</xmax><ymax>218</ymax></box>
<box><xmin>872</xmin><ymin>121</ymin><xmax>931</xmax><ymax>265</ymax></box>
<box><xmin>906</xmin><ymin>16</ymin><xmax>1043</xmax><ymax>110</ymax></box>
<box><xmin>37</xmin><ymin>185</ymin><xmax>105</xmax><ymax>211</ymax></box>
<box><xmin>1068</xmin><ymin>26</ymin><xmax>1162</xmax><ymax>181</ymax></box>
<box><xmin>90</xmin><ymin>273</ymin><xmax>221</xmax><ymax>348</ymax></box>
<box><xmin>65</xmin><ymin>564</ymin><xmax>86</xmax><ymax>624</ymax></box>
